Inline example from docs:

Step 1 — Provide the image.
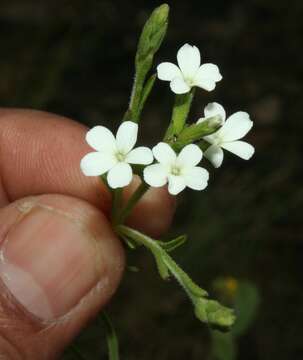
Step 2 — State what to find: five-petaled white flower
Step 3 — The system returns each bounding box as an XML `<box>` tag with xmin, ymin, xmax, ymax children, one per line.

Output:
<box><xmin>198</xmin><ymin>102</ymin><xmax>255</xmax><ymax>168</ymax></box>
<box><xmin>81</xmin><ymin>121</ymin><xmax>153</xmax><ymax>188</ymax></box>
<box><xmin>157</xmin><ymin>43</ymin><xmax>222</xmax><ymax>94</ymax></box>
<box><xmin>143</xmin><ymin>143</ymin><xmax>209</xmax><ymax>195</ymax></box>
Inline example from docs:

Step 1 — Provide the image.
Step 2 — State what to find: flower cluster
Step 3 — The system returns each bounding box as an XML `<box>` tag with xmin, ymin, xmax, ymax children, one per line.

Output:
<box><xmin>80</xmin><ymin>44</ymin><xmax>254</xmax><ymax>196</ymax></box>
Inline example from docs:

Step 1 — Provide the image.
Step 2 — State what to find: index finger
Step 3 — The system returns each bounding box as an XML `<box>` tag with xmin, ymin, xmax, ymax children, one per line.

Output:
<box><xmin>0</xmin><ymin>109</ymin><xmax>175</xmax><ymax>236</ymax></box>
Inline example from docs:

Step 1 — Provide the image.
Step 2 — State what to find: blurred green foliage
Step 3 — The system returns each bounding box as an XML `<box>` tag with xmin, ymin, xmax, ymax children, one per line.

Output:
<box><xmin>211</xmin><ymin>278</ymin><xmax>260</xmax><ymax>360</ymax></box>
<box><xmin>1</xmin><ymin>0</ymin><xmax>303</xmax><ymax>359</ymax></box>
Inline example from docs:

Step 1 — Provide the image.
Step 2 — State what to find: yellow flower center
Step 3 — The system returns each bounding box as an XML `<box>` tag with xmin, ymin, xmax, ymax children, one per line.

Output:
<box><xmin>171</xmin><ymin>165</ymin><xmax>181</xmax><ymax>176</ymax></box>
<box><xmin>116</xmin><ymin>151</ymin><xmax>126</xmax><ymax>162</ymax></box>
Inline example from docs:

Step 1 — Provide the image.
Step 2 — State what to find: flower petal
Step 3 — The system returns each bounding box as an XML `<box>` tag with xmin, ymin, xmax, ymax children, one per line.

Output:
<box><xmin>194</xmin><ymin>63</ymin><xmax>222</xmax><ymax>91</ymax></box>
<box><xmin>86</xmin><ymin>126</ymin><xmax>116</xmax><ymax>152</ymax></box>
<box><xmin>202</xmin><ymin>134</ymin><xmax>217</xmax><ymax>145</ymax></box>
<box><xmin>144</xmin><ymin>164</ymin><xmax>168</xmax><ymax>187</ymax></box>
<box><xmin>152</xmin><ymin>142</ymin><xmax>176</xmax><ymax>165</ymax></box>
<box><xmin>204</xmin><ymin>102</ymin><xmax>226</xmax><ymax>122</ymax></box>
<box><xmin>220</xmin><ymin>112</ymin><xmax>253</xmax><ymax>141</ymax></box>
<box><xmin>204</xmin><ymin>144</ymin><xmax>224</xmax><ymax>168</ymax></box>
<box><xmin>116</xmin><ymin>121</ymin><xmax>138</xmax><ymax>153</ymax></box>
<box><xmin>221</xmin><ymin>141</ymin><xmax>255</xmax><ymax>160</ymax></box>
<box><xmin>184</xmin><ymin>166</ymin><xmax>209</xmax><ymax>190</ymax></box>
<box><xmin>170</xmin><ymin>77</ymin><xmax>191</xmax><ymax>94</ymax></box>
<box><xmin>157</xmin><ymin>62</ymin><xmax>182</xmax><ymax>81</ymax></box>
<box><xmin>107</xmin><ymin>162</ymin><xmax>133</xmax><ymax>188</ymax></box>
<box><xmin>177</xmin><ymin>144</ymin><xmax>203</xmax><ymax>168</ymax></box>
<box><xmin>177</xmin><ymin>44</ymin><xmax>201</xmax><ymax>79</ymax></box>
<box><xmin>168</xmin><ymin>175</ymin><xmax>186</xmax><ymax>195</ymax></box>
<box><xmin>80</xmin><ymin>152</ymin><xmax>117</xmax><ymax>176</ymax></box>
<box><xmin>195</xmin><ymin>79</ymin><xmax>216</xmax><ymax>92</ymax></box>
<box><xmin>126</xmin><ymin>146</ymin><xmax>153</xmax><ymax>165</ymax></box>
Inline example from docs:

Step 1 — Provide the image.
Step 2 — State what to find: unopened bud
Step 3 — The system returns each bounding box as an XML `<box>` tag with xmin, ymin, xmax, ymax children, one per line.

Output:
<box><xmin>136</xmin><ymin>4</ymin><xmax>169</xmax><ymax>65</ymax></box>
<box><xmin>207</xmin><ymin>114</ymin><xmax>223</xmax><ymax>128</ymax></box>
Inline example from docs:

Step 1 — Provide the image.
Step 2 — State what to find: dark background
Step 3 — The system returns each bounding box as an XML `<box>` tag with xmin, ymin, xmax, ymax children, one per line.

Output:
<box><xmin>1</xmin><ymin>0</ymin><xmax>302</xmax><ymax>359</ymax></box>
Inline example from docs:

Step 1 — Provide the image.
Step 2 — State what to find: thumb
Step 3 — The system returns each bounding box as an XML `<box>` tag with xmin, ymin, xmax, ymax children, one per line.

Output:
<box><xmin>0</xmin><ymin>194</ymin><xmax>124</xmax><ymax>359</ymax></box>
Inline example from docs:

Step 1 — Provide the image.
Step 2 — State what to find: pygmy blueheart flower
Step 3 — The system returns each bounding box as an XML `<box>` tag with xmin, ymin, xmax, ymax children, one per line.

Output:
<box><xmin>144</xmin><ymin>143</ymin><xmax>209</xmax><ymax>195</ymax></box>
<box><xmin>81</xmin><ymin>121</ymin><xmax>153</xmax><ymax>188</ymax></box>
<box><xmin>198</xmin><ymin>102</ymin><xmax>255</xmax><ymax>168</ymax></box>
<box><xmin>157</xmin><ymin>44</ymin><xmax>222</xmax><ymax>94</ymax></box>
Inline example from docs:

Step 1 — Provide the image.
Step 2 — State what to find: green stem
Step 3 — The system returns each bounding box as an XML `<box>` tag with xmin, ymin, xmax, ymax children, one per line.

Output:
<box><xmin>117</xmin><ymin>182</ymin><xmax>149</xmax><ymax>225</ymax></box>
<box><xmin>117</xmin><ymin>225</ymin><xmax>207</xmax><ymax>294</ymax></box>
<box><xmin>100</xmin><ymin>312</ymin><xmax>120</xmax><ymax>360</ymax></box>
<box><xmin>116</xmin><ymin>225</ymin><xmax>235</xmax><ymax>329</ymax></box>
<box><xmin>126</xmin><ymin>72</ymin><xmax>144</xmax><ymax>122</ymax></box>
<box><xmin>111</xmin><ymin>188</ymin><xmax>123</xmax><ymax>225</ymax></box>
<box><xmin>164</xmin><ymin>89</ymin><xmax>195</xmax><ymax>141</ymax></box>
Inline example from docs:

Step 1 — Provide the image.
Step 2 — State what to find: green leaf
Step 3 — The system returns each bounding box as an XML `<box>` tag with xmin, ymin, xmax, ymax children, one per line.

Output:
<box><xmin>154</xmin><ymin>251</ymin><xmax>170</xmax><ymax>280</ymax></box>
<box><xmin>137</xmin><ymin>73</ymin><xmax>157</xmax><ymax>116</ymax></box>
<box><xmin>157</xmin><ymin>234</ymin><xmax>187</xmax><ymax>252</ymax></box>
<box><xmin>127</xmin><ymin>265</ymin><xmax>140</xmax><ymax>272</ymax></box>
<box><xmin>101</xmin><ymin>312</ymin><xmax>120</xmax><ymax>360</ymax></box>
<box><xmin>211</xmin><ymin>331</ymin><xmax>237</xmax><ymax>360</ymax></box>
<box><xmin>231</xmin><ymin>282</ymin><xmax>260</xmax><ymax>337</ymax></box>
<box><xmin>165</xmin><ymin>90</ymin><xmax>195</xmax><ymax>140</ymax></box>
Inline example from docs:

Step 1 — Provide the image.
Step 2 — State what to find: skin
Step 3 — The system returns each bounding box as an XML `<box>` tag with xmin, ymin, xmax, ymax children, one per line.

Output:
<box><xmin>0</xmin><ymin>109</ymin><xmax>175</xmax><ymax>359</ymax></box>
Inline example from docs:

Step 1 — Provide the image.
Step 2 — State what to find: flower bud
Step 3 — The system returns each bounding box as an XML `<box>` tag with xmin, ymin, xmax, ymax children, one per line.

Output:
<box><xmin>172</xmin><ymin>115</ymin><xmax>222</xmax><ymax>150</ymax></box>
<box><xmin>195</xmin><ymin>298</ymin><xmax>236</xmax><ymax>329</ymax></box>
<box><xmin>206</xmin><ymin>114</ymin><xmax>223</xmax><ymax>128</ymax></box>
<box><xmin>136</xmin><ymin>4</ymin><xmax>169</xmax><ymax>65</ymax></box>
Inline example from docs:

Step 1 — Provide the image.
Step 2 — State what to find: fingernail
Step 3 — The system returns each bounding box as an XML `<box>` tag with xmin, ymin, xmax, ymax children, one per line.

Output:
<box><xmin>0</xmin><ymin>206</ymin><xmax>104</xmax><ymax>321</ymax></box>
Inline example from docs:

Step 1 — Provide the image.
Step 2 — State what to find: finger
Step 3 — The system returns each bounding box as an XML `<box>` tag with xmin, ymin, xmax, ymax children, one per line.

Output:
<box><xmin>125</xmin><ymin>177</ymin><xmax>176</xmax><ymax>238</ymax></box>
<box><xmin>0</xmin><ymin>109</ymin><xmax>175</xmax><ymax>235</ymax></box>
<box><xmin>0</xmin><ymin>194</ymin><xmax>124</xmax><ymax>359</ymax></box>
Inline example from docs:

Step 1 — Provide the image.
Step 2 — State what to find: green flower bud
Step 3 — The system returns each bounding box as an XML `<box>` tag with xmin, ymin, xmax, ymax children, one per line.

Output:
<box><xmin>195</xmin><ymin>298</ymin><xmax>236</xmax><ymax>329</ymax></box>
<box><xmin>136</xmin><ymin>4</ymin><xmax>169</xmax><ymax>65</ymax></box>
<box><xmin>171</xmin><ymin>115</ymin><xmax>222</xmax><ymax>151</ymax></box>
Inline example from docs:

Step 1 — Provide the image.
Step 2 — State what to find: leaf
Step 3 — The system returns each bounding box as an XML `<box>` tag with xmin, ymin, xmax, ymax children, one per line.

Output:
<box><xmin>100</xmin><ymin>312</ymin><xmax>120</xmax><ymax>360</ymax></box>
<box><xmin>231</xmin><ymin>282</ymin><xmax>260</xmax><ymax>337</ymax></box>
<box><xmin>155</xmin><ymin>251</ymin><xmax>170</xmax><ymax>280</ymax></box>
<box><xmin>211</xmin><ymin>331</ymin><xmax>237</xmax><ymax>360</ymax></box>
<box><xmin>157</xmin><ymin>234</ymin><xmax>187</xmax><ymax>252</ymax></box>
<box><xmin>138</xmin><ymin>73</ymin><xmax>157</xmax><ymax>116</ymax></box>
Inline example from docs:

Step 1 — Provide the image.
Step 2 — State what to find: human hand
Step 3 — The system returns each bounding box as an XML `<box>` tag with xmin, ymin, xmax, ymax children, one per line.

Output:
<box><xmin>0</xmin><ymin>109</ymin><xmax>174</xmax><ymax>359</ymax></box>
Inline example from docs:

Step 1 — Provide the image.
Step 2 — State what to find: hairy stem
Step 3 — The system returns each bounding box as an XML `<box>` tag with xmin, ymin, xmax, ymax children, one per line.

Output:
<box><xmin>111</xmin><ymin>188</ymin><xmax>123</xmax><ymax>225</ymax></box>
<box><xmin>116</xmin><ymin>225</ymin><xmax>236</xmax><ymax>329</ymax></box>
<box><xmin>117</xmin><ymin>182</ymin><xmax>149</xmax><ymax>225</ymax></box>
<box><xmin>164</xmin><ymin>89</ymin><xmax>195</xmax><ymax>141</ymax></box>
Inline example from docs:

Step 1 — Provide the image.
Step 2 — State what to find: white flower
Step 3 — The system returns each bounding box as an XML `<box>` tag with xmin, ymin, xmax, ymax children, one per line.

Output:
<box><xmin>197</xmin><ymin>102</ymin><xmax>255</xmax><ymax>168</ymax></box>
<box><xmin>157</xmin><ymin>43</ymin><xmax>222</xmax><ymax>94</ymax></box>
<box><xmin>144</xmin><ymin>143</ymin><xmax>209</xmax><ymax>195</ymax></box>
<box><xmin>81</xmin><ymin>121</ymin><xmax>153</xmax><ymax>188</ymax></box>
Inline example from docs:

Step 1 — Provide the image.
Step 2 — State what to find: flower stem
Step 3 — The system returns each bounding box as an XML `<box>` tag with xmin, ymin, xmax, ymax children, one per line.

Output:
<box><xmin>111</xmin><ymin>188</ymin><xmax>123</xmax><ymax>225</ymax></box>
<box><xmin>100</xmin><ymin>311</ymin><xmax>120</xmax><ymax>360</ymax></box>
<box><xmin>164</xmin><ymin>88</ymin><xmax>195</xmax><ymax>142</ymax></box>
<box><xmin>117</xmin><ymin>182</ymin><xmax>149</xmax><ymax>225</ymax></box>
<box><xmin>123</xmin><ymin>4</ymin><xmax>169</xmax><ymax>123</ymax></box>
<box><xmin>116</xmin><ymin>225</ymin><xmax>236</xmax><ymax>330</ymax></box>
